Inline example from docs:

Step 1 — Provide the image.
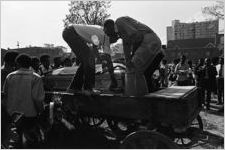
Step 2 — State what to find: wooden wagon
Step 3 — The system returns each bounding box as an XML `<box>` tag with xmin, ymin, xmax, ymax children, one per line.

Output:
<box><xmin>44</xmin><ymin>85</ymin><xmax>203</xmax><ymax>148</ymax></box>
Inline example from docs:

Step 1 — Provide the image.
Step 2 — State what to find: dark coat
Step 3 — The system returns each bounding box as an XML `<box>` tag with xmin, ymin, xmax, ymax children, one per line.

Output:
<box><xmin>202</xmin><ymin>65</ymin><xmax>217</xmax><ymax>91</ymax></box>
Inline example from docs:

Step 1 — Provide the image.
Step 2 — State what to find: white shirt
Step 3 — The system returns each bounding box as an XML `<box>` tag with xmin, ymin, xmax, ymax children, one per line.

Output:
<box><xmin>175</xmin><ymin>63</ymin><xmax>189</xmax><ymax>81</ymax></box>
<box><xmin>216</xmin><ymin>64</ymin><xmax>224</xmax><ymax>78</ymax></box>
<box><xmin>73</xmin><ymin>24</ymin><xmax>111</xmax><ymax>55</ymax></box>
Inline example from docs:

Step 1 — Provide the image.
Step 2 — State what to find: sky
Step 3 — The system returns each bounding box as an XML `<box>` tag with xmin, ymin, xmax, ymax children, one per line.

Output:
<box><xmin>0</xmin><ymin>0</ymin><xmax>223</xmax><ymax>51</ymax></box>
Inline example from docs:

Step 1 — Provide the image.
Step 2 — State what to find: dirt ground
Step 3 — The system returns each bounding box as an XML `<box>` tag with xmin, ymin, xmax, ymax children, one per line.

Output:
<box><xmin>188</xmin><ymin>99</ymin><xmax>224</xmax><ymax>149</ymax></box>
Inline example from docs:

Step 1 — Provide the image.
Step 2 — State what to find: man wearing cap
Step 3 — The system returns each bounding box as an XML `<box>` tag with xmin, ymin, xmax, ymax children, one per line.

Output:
<box><xmin>62</xmin><ymin>24</ymin><xmax>117</xmax><ymax>94</ymax></box>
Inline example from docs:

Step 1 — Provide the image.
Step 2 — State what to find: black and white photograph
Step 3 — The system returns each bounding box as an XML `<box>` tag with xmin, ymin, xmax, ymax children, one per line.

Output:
<box><xmin>1</xmin><ymin>0</ymin><xmax>224</xmax><ymax>149</ymax></box>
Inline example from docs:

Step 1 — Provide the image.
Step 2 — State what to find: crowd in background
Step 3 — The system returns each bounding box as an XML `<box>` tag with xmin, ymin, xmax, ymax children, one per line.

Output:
<box><xmin>1</xmin><ymin>51</ymin><xmax>78</xmax><ymax>81</ymax></box>
<box><xmin>155</xmin><ymin>55</ymin><xmax>224</xmax><ymax>110</ymax></box>
<box><xmin>1</xmin><ymin>50</ymin><xmax>224</xmax><ymax>111</ymax></box>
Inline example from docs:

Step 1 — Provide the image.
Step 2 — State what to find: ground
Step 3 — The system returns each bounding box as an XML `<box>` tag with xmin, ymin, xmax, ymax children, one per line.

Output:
<box><xmin>189</xmin><ymin>99</ymin><xmax>224</xmax><ymax>149</ymax></box>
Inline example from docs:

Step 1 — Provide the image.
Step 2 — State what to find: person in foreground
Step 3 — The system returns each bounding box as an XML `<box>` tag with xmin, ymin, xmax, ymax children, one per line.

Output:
<box><xmin>103</xmin><ymin>16</ymin><xmax>164</xmax><ymax>96</ymax></box>
<box><xmin>2</xmin><ymin>53</ymin><xmax>45</xmax><ymax>148</ymax></box>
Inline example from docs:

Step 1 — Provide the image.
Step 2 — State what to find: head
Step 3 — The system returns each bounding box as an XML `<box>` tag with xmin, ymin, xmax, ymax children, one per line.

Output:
<box><xmin>53</xmin><ymin>56</ymin><xmax>62</xmax><ymax>67</ymax></box>
<box><xmin>40</xmin><ymin>54</ymin><xmax>50</xmax><ymax>68</ymax></box>
<box><xmin>63</xmin><ymin>58</ymin><xmax>72</xmax><ymax>67</ymax></box>
<box><xmin>212</xmin><ymin>57</ymin><xmax>219</xmax><ymax>66</ymax></box>
<box><xmin>104</xmin><ymin>19</ymin><xmax>119</xmax><ymax>43</ymax></box>
<box><xmin>71</xmin><ymin>57</ymin><xmax>76</xmax><ymax>63</ymax></box>
<box><xmin>162</xmin><ymin>59</ymin><xmax>167</xmax><ymax>65</ymax></box>
<box><xmin>3</xmin><ymin>50</ymin><xmax>19</xmax><ymax>67</ymax></box>
<box><xmin>15</xmin><ymin>53</ymin><xmax>32</xmax><ymax>69</ymax></box>
<box><xmin>205</xmin><ymin>58</ymin><xmax>211</xmax><ymax>66</ymax></box>
<box><xmin>31</xmin><ymin>56</ymin><xmax>40</xmax><ymax>70</ymax></box>
<box><xmin>180</xmin><ymin>55</ymin><xmax>186</xmax><ymax>64</ymax></box>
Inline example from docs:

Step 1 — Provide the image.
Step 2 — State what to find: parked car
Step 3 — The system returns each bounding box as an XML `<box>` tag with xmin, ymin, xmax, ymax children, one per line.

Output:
<box><xmin>42</xmin><ymin>63</ymin><xmax>126</xmax><ymax>92</ymax></box>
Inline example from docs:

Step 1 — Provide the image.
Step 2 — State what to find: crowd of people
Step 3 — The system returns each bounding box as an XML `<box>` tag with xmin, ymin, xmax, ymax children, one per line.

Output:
<box><xmin>2</xmin><ymin>51</ymin><xmax>78</xmax><ymax>81</ymax></box>
<box><xmin>1</xmin><ymin>50</ymin><xmax>82</xmax><ymax>148</ymax></box>
<box><xmin>156</xmin><ymin>55</ymin><xmax>224</xmax><ymax>110</ymax></box>
<box><xmin>1</xmin><ymin>15</ymin><xmax>224</xmax><ymax>148</ymax></box>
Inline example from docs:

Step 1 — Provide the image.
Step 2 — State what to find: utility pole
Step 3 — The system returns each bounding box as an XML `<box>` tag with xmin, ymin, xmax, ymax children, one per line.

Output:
<box><xmin>17</xmin><ymin>41</ymin><xmax>20</xmax><ymax>48</ymax></box>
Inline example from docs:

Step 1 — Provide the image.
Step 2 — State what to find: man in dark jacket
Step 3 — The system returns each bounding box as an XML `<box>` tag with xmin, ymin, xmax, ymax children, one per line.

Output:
<box><xmin>1</xmin><ymin>50</ymin><xmax>19</xmax><ymax>89</ymax></box>
<box><xmin>194</xmin><ymin>58</ymin><xmax>205</xmax><ymax>105</ymax></box>
<box><xmin>203</xmin><ymin>58</ymin><xmax>217</xmax><ymax>110</ymax></box>
<box><xmin>103</xmin><ymin>16</ymin><xmax>164</xmax><ymax>95</ymax></box>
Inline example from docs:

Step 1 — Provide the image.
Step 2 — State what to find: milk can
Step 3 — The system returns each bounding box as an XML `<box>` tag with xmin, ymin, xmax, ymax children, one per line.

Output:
<box><xmin>124</xmin><ymin>68</ymin><xmax>148</xmax><ymax>96</ymax></box>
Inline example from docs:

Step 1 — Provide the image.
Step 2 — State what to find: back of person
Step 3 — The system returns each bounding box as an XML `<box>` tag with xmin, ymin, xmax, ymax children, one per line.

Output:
<box><xmin>116</xmin><ymin>16</ymin><xmax>154</xmax><ymax>36</ymax></box>
<box><xmin>3</xmin><ymin>54</ymin><xmax>44</xmax><ymax>117</ymax></box>
<box><xmin>73</xmin><ymin>24</ymin><xmax>106</xmax><ymax>45</ymax></box>
<box><xmin>5</xmin><ymin>70</ymin><xmax>39</xmax><ymax>117</ymax></box>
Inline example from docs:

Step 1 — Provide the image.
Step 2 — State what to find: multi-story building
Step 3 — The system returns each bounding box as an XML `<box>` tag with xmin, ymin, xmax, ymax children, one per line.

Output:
<box><xmin>167</xmin><ymin>19</ymin><xmax>219</xmax><ymax>41</ymax></box>
<box><xmin>165</xmin><ymin>19</ymin><xmax>221</xmax><ymax>63</ymax></box>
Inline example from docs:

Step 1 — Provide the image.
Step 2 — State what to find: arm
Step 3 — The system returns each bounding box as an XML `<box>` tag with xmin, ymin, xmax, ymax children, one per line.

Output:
<box><xmin>2</xmin><ymin>78</ymin><xmax>8</xmax><ymax>107</ymax></box>
<box><xmin>92</xmin><ymin>45</ymin><xmax>101</xmax><ymax>61</ymax></box>
<box><xmin>175</xmin><ymin>64</ymin><xmax>179</xmax><ymax>75</ymax></box>
<box><xmin>32</xmin><ymin>76</ymin><xmax>45</xmax><ymax>113</ymax></box>
<box><xmin>116</xmin><ymin>18</ymin><xmax>133</xmax><ymax>63</ymax></box>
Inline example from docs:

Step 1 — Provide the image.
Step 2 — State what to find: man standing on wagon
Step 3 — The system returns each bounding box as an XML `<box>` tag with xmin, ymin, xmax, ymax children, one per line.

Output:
<box><xmin>103</xmin><ymin>16</ymin><xmax>164</xmax><ymax>96</ymax></box>
<box><xmin>62</xmin><ymin>24</ymin><xmax>118</xmax><ymax>94</ymax></box>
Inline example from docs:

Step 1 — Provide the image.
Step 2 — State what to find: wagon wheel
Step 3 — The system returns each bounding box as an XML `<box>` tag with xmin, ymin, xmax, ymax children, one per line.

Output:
<box><xmin>106</xmin><ymin>119</ymin><xmax>138</xmax><ymax>139</ymax></box>
<box><xmin>120</xmin><ymin>130</ymin><xmax>179</xmax><ymax>149</ymax></box>
<box><xmin>78</xmin><ymin>115</ymin><xmax>105</xmax><ymax>127</ymax></box>
<box><xmin>190</xmin><ymin>115</ymin><xmax>203</xmax><ymax>130</ymax></box>
<box><xmin>172</xmin><ymin>115</ymin><xmax>203</xmax><ymax>148</ymax></box>
<box><xmin>88</xmin><ymin>117</ymin><xmax>105</xmax><ymax>127</ymax></box>
<box><xmin>185</xmin><ymin>114</ymin><xmax>203</xmax><ymax>139</ymax></box>
<box><xmin>106</xmin><ymin>119</ymin><xmax>127</xmax><ymax>135</ymax></box>
<box><xmin>173</xmin><ymin>136</ymin><xmax>192</xmax><ymax>148</ymax></box>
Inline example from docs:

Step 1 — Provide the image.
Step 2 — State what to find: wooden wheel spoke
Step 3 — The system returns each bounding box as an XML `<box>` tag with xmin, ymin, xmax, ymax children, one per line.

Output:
<box><xmin>181</xmin><ymin>138</ymin><xmax>185</xmax><ymax>145</ymax></box>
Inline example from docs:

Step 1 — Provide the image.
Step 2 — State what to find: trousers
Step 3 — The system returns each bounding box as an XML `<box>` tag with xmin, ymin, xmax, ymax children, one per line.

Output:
<box><xmin>62</xmin><ymin>26</ymin><xmax>95</xmax><ymax>90</ymax></box>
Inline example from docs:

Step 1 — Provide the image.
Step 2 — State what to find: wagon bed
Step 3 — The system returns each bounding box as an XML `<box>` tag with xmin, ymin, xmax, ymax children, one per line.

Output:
<box><xmin>46</xmin><ymin>86</ymin><xmax>201</xmax><ymax>130</ymax></box>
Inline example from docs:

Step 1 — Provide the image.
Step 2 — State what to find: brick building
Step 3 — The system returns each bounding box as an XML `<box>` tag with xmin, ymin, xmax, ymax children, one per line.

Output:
<box><xmin>165</xmin><ymin>19</ymin><xmax>221</xmax><ymax>63</ymax></box>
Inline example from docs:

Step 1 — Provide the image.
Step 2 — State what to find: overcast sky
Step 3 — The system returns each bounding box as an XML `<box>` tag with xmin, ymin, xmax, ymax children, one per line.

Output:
<box><xmin>1</xmin><ymin>1</ymin><xmax>223</xmax><ymax>50</ymax></box>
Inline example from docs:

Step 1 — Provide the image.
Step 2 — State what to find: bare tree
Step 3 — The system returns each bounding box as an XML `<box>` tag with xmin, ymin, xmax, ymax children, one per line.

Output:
<box><xmin>63</xmin><ymin>1</ymin><xmax>111</xmax><ymax>27</ymax></box>
<box><xmin>202</xmin><ymin>1</ymin><xmax>224</xmax><ymax>20</ymax></box>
